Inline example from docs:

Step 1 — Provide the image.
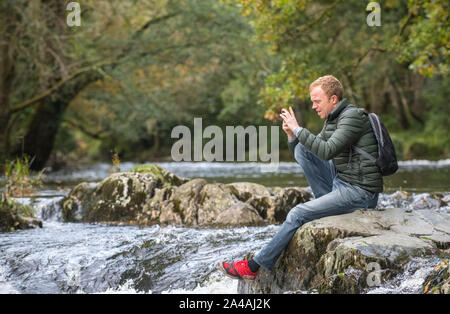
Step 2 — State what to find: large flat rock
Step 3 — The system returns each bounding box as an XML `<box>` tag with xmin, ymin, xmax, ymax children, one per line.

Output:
<box><xmin>238</xmin><ymin>208</ymin><xmax>450</xmax><ymax>294</ymax></box>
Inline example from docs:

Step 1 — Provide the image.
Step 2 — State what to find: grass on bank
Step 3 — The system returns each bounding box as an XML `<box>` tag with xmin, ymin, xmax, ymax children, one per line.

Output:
<box><xmin>3</xmin><ymin>155</ymin><xmax>45</xmax><ymax>197</ymax></box>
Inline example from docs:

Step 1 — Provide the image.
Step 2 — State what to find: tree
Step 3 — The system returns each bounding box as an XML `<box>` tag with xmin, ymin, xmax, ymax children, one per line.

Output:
<box><xmin>1</xmin><ymin>0</ymin><xmax>276</xmax><ymax>169</ymax></box>
<box><xmin>234</xmin><ymin>0</ymin><xmax>448</xmax><ymax>131</ymax></box>
<box><xmin>62</xmin><ymin>0</ymin><xmax>278</xmax><ymax>161</ymax></box>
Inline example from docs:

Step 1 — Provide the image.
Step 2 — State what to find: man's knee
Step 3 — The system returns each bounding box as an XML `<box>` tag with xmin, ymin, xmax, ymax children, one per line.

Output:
<box><xmin>285</xmin><ymin>205</ymin><xmax>307</xmax><ymax>227</ymax></box>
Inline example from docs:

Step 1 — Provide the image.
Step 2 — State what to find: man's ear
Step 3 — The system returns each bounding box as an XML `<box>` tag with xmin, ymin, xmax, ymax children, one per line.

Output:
<box><xmin>331</xmin><ymin>95</ymin><xmax>339</xmax><ymax>106</ymax></box>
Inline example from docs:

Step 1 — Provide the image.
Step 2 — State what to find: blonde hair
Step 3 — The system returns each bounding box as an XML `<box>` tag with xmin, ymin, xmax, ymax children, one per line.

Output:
<box><xmin>309</xmin><ymin>75</ymin><xmax>343</xmax><ymax>101</ymax></box>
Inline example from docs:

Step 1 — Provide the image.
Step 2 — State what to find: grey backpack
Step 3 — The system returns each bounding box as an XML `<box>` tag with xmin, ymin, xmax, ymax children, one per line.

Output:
<box><xmin>344</xmin><ymin>107</ymin><xmax>398</xmax><ymax>176</ymax></box>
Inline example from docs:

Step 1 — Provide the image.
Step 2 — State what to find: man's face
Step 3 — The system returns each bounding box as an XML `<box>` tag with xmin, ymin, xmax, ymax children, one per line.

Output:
<box><xmin>310</xmin><ymin>86</ymin><xmax>339</xmax><ymax>119</ymax></box>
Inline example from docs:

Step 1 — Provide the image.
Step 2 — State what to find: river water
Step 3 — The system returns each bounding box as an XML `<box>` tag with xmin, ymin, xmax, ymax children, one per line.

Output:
<box><xmin>1</xmin><ymin>160</ymin><xmax>449</xmax><ymax>294</ymax></box>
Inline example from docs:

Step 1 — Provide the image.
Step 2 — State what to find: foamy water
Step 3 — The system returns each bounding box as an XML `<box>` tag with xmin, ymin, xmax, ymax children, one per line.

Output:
<box><xmin>0</xmin><ymin>213</ymin><xmax>278</xmax><ymax>294</ymax></box>
<box><xmin>367</xmin><ymin>257</ymin><xmax>441</xmax><ymax>294</ymax></box>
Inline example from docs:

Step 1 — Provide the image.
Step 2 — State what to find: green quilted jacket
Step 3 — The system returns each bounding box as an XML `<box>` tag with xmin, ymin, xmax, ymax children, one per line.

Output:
<box><xmin>288</xmin><ymin>98</ymin><xmax>383</xmax><ymax>193</ymax></box>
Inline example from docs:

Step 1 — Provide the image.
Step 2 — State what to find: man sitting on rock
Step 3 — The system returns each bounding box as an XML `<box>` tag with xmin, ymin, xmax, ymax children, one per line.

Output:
<box><xmin>218</xmin><ymin>75</ymin><xmax>382</xmax><ymax>281</ymax></box>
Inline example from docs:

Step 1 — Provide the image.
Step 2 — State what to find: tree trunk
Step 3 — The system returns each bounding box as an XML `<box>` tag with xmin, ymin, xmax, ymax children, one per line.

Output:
<box><xmin>10</xmin><ymin>5</ymin><xmax>179</xmax><ymax>170</ymax></box>
<box><xmin>0</xmin><ymin>50</ymin><xmax>15</xmax><ymax>149</ymax></box>
<box><xmin>388</xmin><ymin>78</ymin><xmax>410</xmax><ymax>129</ymax></box>
<box><xmin>403</xmin><ymin>73</ymin><xmax>425</xmax><ymax>125</ymax></box>
<box><xmin>22</xmin><ymin>72</ymin><xmax>101</xmax><ymax>170</ymax></box>
<box><xmin>0</xmin><ymin>3</ymin><xmax>19</xmax><ymax>157</ymax></box>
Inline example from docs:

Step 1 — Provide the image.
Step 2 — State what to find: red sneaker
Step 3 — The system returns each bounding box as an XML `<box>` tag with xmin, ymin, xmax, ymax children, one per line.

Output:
<box><xmin>218</xmin><ymin>260</ymin><xmax>258</xmax><ymax>281</ymax></box>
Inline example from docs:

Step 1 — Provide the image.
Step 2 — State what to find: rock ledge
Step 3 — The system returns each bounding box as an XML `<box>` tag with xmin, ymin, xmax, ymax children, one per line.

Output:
<box><xmin>238</xmin><ymin>208</ymin><xmax>450</xmax><ymax>294</ymax></box>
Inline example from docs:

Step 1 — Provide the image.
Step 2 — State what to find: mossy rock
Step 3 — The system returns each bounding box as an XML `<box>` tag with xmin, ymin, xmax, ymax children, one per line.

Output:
<box><xmin>0</xmin><ymin>193</ymin><xmax>42</xmax><ymax>232</ymax></box>
<box><xmin>60</xmin><ymin>173</ymin><xmax>156</xmax><ymax>223</ymax></box>
<box><xmin>61</xmin><ymin>182</ymin><xmax>96</xmax><ymax>222</ymax></box>
<box><xmin>84</xmin><ymin>172</ymin><xmax>159</xmax><ymax>223</ymax></box>
<box><xmin>227</xmin><ymin>182</ymin><xmax>271</xmax><ymax>201</ymax></box>
<box><xmin>60</xmin><ymin>166</ymin><xmax>313</xmax><ymax>228</ymax></box>
<box><xmin>238</xmin><ymin>208</ymin><xmax>444</xmax><ymax>294</ymax></box>
<box><xmin>61</xmin><ymin>165</ymin><xmax>188</xmax><ymax>224</ymax></box>
<box><xmin>197</xmin><ymin>183</ymin><xmax>240</xmax><ymax>225</ymax></box>
<box><xmin>131</xmin><ymin>164</ymin><xmax>188</xmax><ymax>187</ymax></box>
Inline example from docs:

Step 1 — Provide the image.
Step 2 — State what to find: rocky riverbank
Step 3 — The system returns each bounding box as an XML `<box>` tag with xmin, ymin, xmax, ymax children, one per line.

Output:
<box><xmin>60</xmin><ymin>164</ymin><xmax>312</xmax><ymax>227</ymax></box>
<box><xmin>0</xmin><ymin>193</ymin><xmax>42</xmax><ymax>232</ymax></box>
<box><xmin>238</xmin><ymin>207</ymin><xmax>450</xmax><ymax>294</ymax></box>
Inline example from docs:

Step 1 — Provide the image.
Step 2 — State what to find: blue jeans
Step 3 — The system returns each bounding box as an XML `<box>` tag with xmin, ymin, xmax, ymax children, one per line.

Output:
<box><xmin>253</xmin><ymin>142</ymin><xmax>379</xmax><ymax>270</ymax></box>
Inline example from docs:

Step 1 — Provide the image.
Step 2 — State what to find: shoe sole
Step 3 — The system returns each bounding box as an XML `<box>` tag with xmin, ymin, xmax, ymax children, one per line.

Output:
<box><xmin>217</xmin><ymin>262</ymin><xmax>256</xmax><ymax>282</ymax></box>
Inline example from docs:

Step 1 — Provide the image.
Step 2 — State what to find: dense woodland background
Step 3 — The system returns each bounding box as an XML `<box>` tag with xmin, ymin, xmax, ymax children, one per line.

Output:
<box><xmin>0</xmin><ymin>0</ymin><xmax>448</xmax><ymax>171</ymax></box>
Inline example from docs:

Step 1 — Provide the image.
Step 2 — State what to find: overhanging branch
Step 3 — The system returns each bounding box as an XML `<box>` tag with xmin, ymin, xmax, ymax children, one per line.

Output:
<box><xmin>9</xmin><ymin>11</ymin><xmax>181</xmax><ymax>115</ymax></box>
<box><xmin>9</xmin><ymin>59</ymin><xmax>114</xmax><ymax>114</ymax></box>
<box><xmin>64</xmin><ymin>118</ymin><xmax>107</xmax><ymax>140</ymax></box>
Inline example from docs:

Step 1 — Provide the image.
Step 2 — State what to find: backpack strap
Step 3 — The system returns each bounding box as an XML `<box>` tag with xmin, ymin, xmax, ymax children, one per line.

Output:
<box><xmin>353</xmin><ymin>146</ymin><xmax>376</xmax><ymax>163</ymax></box>
<box><xmin>368</xmin><ymin>113</ymin><xmax>384</xmax><ymax>147</ymax></box>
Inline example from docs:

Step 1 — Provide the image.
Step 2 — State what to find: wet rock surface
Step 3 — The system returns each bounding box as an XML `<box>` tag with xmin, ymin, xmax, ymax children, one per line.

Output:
<box><xmin>60</xmin><ymin>165</ymin><xmax>312</xmax><ymax>227</ymax></box>
<box><xmin>238</xmin><ymin>208</ymin><xmax>450</xmax><ymax>294</ymax></box>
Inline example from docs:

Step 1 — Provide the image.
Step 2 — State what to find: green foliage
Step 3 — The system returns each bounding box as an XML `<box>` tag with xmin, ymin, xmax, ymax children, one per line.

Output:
<box><xmin>2</xmin><ymin>0</ymin><xmax>448</xmax><ymax>164</ymax></box>
<box><xmin>4</xmin><ymin>155</ymin><xmax>44</xmax><ymax>197</ymax></box>
<box><xmin>60</xmin><ymin>0</ymin><xmax>279</xmax><ymax>160</ymax></box>
<box><xmin>234</xmin><ymin>0</ymin><xmax>449</xmax><ymax>159</ymax></box>
<box><xmin>394</xmin><ymin>0</ymin><xmax>449</xmax><ymax>77</ymax></box>
<box><xmin>404</xmin><ymin>76</ymin><xmax>450</xmax><ymax>159</ymax></box>
<box><xmin>53</xmin><ymin>123</ymin><xmax>78</xmax><ymax>155</ymax></box>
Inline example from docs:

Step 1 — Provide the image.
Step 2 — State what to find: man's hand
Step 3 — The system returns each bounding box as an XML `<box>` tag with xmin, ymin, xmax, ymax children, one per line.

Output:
<box><xmin>282</xmin><ymin>120</ymin><xmax>295</xmax><ymax>140</ymax></box>
<box><xmin>280</xmin><ymin>107</ymin><xmax>300</xmax><ymax>135</ymax></box>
